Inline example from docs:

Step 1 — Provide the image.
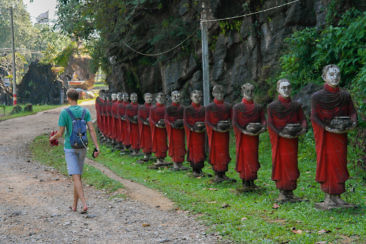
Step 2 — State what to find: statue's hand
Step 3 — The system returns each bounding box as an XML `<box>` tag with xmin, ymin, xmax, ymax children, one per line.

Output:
<box><xmin>296</xmin><ymin>128</ymin><xmax>307</xmax><ymax>137</ymax></box>
<box><xmin>279</xmin><ymin>131</ymin><xmax>296</xmax><ymax>139</ymax></box>
<box><xmin>143</xmin><ymin>120</ymin><xmax>149</xmax><ymax>126</ymax></box>
<box><xmin>241</xmin><ymin>129</ymin><xmax>256</xmax><ymax>136</ymax></box>
<box><xmin>325</xmin><ymin>126</ymin><xmax>346</xmax><ymax>134</ymax></box>
<box><xmin>214</xmin><ymin>126</ymin><xmax>227</xmax><ymax>133</ymax></box>
<box><xmin>347</xmin><ymin>121</ymin><xmax>357</xmax><ymax>130</ymax></box>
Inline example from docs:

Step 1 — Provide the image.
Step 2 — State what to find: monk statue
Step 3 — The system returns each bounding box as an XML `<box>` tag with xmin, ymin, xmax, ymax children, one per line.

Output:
<box><xmin>149</xmin><ymin>92</ymin><xmax>171</xmax><ymax>169</ymax></box>
<box><xmin>111</xmin><ymin>93</ymin><xmax>119</xmax><ymax>148</ymax></box>
<box><xmin>311</xmin><ymin>64</ymin><xmax>357</xmax><ymax>209</ymax></box>
<box><xmin>233</xmin><ymin>83</ymin><xmax>266</xmax><ymax>191</ymax></box>
<box><xmin>95</xmin><ymin>90</ymin><xmax>103</xmax><ymax>135</ymax></box>
<box><xmin>97</xmin><ymin>90</ymin><xmax>106</xmax><ymax>139</ymax></box>
<box><xmin>205</xmin><ymin>85</ymin><xmax>235</xmax><ymax>183</ymax></box>
<box><xmin>165</xmin><ymin>90</ymin><xmax>187</xmax><ymax>171</ymax></box>
<box><xmin>267</xmin><ymin>79</ymin><xmax>307</xmax><ymax>202</ymax></box>
<box><xmin>119</xmin><ymin>92</ymin><xmax>131</xmax><ymax>154</ymax></box>
<box><xmin>126</xmin><ymin>93</ymin><xmax>140</xmax><ymax>156</ymax></box>
<box><xmin>104</xmin><ymin>94</ymin><xmax>113</xmax><ymax>144</ymax></box>
<box><xmin>137</xmin><ymin>93</ymin><xmax>153</xmax><ymax>163</ymax></box>
<box><xmin>184</xmin><ymin>90</ymin><xmax>206</xmax><ymax>177</ymax></box>
<box><xmin>115</xmin><ymin>92</ymin><xmax>124</xmax><ymax>149</ymax></box>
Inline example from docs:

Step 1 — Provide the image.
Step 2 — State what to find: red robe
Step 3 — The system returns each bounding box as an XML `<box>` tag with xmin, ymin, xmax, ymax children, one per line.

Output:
<box><xmin>232</xmin><ymin>98</ymin><xmax>266</xmax><ymax>181</ymax></box>
<box><xmin>205</xmin><ymin>99</ymin><xmax>232</xmax><ymax>172</ymax></box>
<box><xmin>149</xmin><ymin>103</ymin><xmax>168</xmax><ymax>158</ymax></box>
<box><xmin>138</xmin><ymin>103</ymin><xmax>152</xmax><ymax>154</ymax></box>
<box><xmin>184</xmin><ymin>102</ymin><xmax>206</xmax><ymax>164</ymax></box>
<box><xmin>118</xmin><ymin>101</ymin><xmax>129</xmax><ymax>146</ymax></box>
<box><xmin>165</xmin><ymin>103</ymin><xmax>186</xmax><ymax>163</ymax></box>
<box><xmin>111</xmin><ymin>100</ymin><xmax>119</xmax><ymax>140</ymax></box>
<box><xmin>105</xmin><ymin>100</ymin><xmax>113</xmax><ymax>138</ymax></box>
<box><xmin>267</xmin><ymin>96</ymin><xmax>307</xmax><ymax>191</ymax></box>
<box><xmin>100</xmin><ymin>98</ymin><xmax>106</xmax><ymax>135</ymax></box>
<box><xmin>311</xmin><ymin>84</ymin><xmax>357</xmax><ymax>194</ymax></box>
<box><xmin>126</xmin><ymin>102</ymin><xmax>140</xmax><ymax>150</ymax></box>
<box><xmin>115</xmin><ymin>101</ymin><xmax>123</xmax><ymax>143</ymax></box>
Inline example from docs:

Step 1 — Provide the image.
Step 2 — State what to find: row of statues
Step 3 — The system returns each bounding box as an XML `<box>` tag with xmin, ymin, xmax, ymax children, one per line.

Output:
<box><xmin>95</xmin><ymin>64</ymin><xmax>357</xmax><ymax>210</ymax></box>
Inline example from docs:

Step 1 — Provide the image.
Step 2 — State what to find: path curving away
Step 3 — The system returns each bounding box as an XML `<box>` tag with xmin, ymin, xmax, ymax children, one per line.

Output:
<box><xmin>0</xmin><ymin>102</ymin><xmax>220</xmax><ymax>243</ymax></box>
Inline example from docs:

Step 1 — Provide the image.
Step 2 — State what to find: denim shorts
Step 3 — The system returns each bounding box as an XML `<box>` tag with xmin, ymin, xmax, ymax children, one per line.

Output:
<box><xmin>64</xmin><ymin>149</ymin><xmax>87</xmax><ymax>175</ymax></box>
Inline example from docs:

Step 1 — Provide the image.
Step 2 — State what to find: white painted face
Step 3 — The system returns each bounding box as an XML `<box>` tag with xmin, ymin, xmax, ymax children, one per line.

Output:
<box><xmin>324</xmin><ymin>67</ymin><xmax>341</xmax><ymax>87</ymax></box>
<box><xmin>212</xmin><ymin>90</ymin><xmax>224</xmax><ymax>101</ymax></box>
<box><xmin>156</xmin><ymin>93</ymin><xmax>166</xmax><ymax>104</ymax></box>
<box><xmin>122</xmin><ymin>93</ymin><xmax>129</xmax><ymax>102</ymax></box>
<box><xmin>278</xmin><ymin>81</ymin><xmax>291</xmax><ymax>98</ymax></box>
<box><xmin>111</xmin><ymin>93</ymin><xmax>117</xmax><ymax>101</ymax></box>
<box><xmin>144</xmin><ymin>94</ymin><xmax>153</xmax><ymax>104</ymax></box>
<box><xmin>242</xmin><ymin>86</ymin><xmax>254</xmax><ymax>100</ymax></box>
<box><xmin>130</xmin><ymin>94</ymin><xmax>138</xmax><ymax>103</ymax></box>
<box><xmin>117</xmin><ymin>93</ymin><xmax>123</xmax><ymax>101</ymax></box>
<box><xmin>191</xmin><ymin>91</ymin><xmax>202</xmax><ymax>104</ymax></box>
<box><xmin>171</xmin><ymin>91</ymin><xmax>181</xmax><ymax>104</ymax></box>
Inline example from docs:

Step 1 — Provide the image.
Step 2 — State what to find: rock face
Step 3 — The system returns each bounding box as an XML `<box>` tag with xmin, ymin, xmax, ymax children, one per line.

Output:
<box><xmin>18</xmin><ymin>62</ymin><xmax>63</xmax><ymax>105</ymax></box>
<box><xmin>105</xmin><ymin>0</ymin><xmax>360</xmax><ymax>104</ymax></box>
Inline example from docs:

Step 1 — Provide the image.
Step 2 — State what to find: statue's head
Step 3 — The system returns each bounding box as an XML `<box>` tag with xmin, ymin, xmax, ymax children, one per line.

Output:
<box><xmin>130</xmin><ymin>93</ymin><xmax>138</xmax><ymax>103</ymax></box>
<box><xmin>171</xmin><ymin>90</ymin><xmax>181</xmax><ymax>104</ymax></box>
<box><xmin>241</xmin><ymin>83</ymin><xmax>255</xmax><ymax>101</ymax></box>
<box><xmin>122</xmin><ymin>92</ymin><xmax>129</xmax><ymax>102</ymax></box>
<box><xmin>322</xmin><ymin>64</ymin><xmax>341</xmax><ymax>87</ymax></box>
<box><xmin>117</xmin><ymin>92</ymin><xmax>123</xmax><ymax>101</ymax></box>
<box><xmin>212</xmin><ymin>85</ymin><xmax>224</xmax><ymax>101</ymax></box>
<box><xmin>190</xmin><ymin>90</ymin><xmax>202</xmax><ymax>104</ymax></box>
<box><xmin>111</xmin><ymin>93</ymin><xmax>117</xmax><ymax>101</ymax></box>
<box><xmin>277</xmin><ymin>79</ymin><xmax>291</xmax><ymax>98</ymax></box>
<box><xmin>99</xmin><ymin>90</ymin><xmax>105</xmax><ymax>99</ymax></box>
<box><xmin>156</xmin><ymin>92</ymin><xmax>166</xmax><ymax>104</ymax></box>
<box><xmin>144</xmin><ymin>93</ymin><xmax>153</xmax><ymax>104</ymax></box>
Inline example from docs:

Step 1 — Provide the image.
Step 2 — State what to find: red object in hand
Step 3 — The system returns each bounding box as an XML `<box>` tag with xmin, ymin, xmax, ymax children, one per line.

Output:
<box><xmin>49</xmin><ymin>131</ymin><xmax>59</xmax><ymax>146</ymax></box>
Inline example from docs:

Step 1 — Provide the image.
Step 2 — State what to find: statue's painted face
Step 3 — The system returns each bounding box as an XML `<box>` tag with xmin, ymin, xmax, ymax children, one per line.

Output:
<box><xmin>144</xmin><ymin>93</ymin><xmax>153</xmax><ymax>104</ymax></box>
<box><xmin>278</xmin><ymin>81</ymin><xmax>291</xmax><ymax>98</ymax></box>
<box><xmin>122</xmin><ymin>93</ymin><xmax>129</xmax><ymax>102</ymax></box>
<box><xmin>156</xmin><ymin>93</ymin><xmax>166</xmax><ymax>104</ymax></box>
<box><xmin>191</xmin><ymin>91</ymin><xmax>202</xmax><ymax>104</ymax></box>
<box><xmin>117</xmin><ymin>93</ymin><xmax>123</xmax><ymax>101</ymax></box>
<box><xmin>212</xmin><ymin>90</ymin><xmax>224</xmax><ymax>101</ymax></box>
<box><xmin>171</xmin><ymin>91</ymin><xmax>181</xmax><ymax>103</ymax></box>
<box><xmin>324</xmin><ymin>67</ymin><xmax>341</xmax><ymax>87</ymax></box>
<box><xmin>130</xmin><ymin>94</ymin><xmax>138</xmax><ymax>103</ymax></box>
<box><xmin>242</xmin><ymin>86</ymin><xmax>254</xmax><ymax>100</ymax></box>
<box><xmin>111</xmin><ymin>93</ymin><xmax>117</xmax><ymax>101</ymax></box>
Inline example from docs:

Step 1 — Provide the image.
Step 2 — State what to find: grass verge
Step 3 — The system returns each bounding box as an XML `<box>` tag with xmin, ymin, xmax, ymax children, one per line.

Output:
<box><xmin>89</xmin><ymin>130</ymin><xmax>365</xmax><ymax>243</ymax></box>
<box><xmin>30</xmin><ymin>135</ymin><xmax>124</xmax><ymax>194</ymax></box>
<box><xmin>0</xmin><ymin>104</ymin><xmax>61</xmax><ymax>121</ymax></box>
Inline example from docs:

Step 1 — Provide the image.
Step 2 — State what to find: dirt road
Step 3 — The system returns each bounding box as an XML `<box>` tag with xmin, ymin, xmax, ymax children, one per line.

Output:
<box><xmin>0</xmin><ymin>104</ymin><xmax>219</xmax><ymax>243</ymax></box>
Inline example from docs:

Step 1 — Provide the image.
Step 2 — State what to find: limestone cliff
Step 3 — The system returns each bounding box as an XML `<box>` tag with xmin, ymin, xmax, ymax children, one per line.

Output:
<box><xmin>105</xmin><ymin>0</ymin><xmax>363</xmax><ymax>104</ymax></box>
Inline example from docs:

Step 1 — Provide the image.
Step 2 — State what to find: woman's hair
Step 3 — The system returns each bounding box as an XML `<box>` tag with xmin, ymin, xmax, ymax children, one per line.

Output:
<box><xmin>66</xmin><ymin>88</ymin><xmax>79</xmax><ymax>101</ymax></box>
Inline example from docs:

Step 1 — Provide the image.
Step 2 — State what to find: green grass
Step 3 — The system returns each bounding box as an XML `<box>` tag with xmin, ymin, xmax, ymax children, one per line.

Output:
<box><xmin>30</xmin><ymin>126</ymin><xmax>366</xmax><ymax>242</ymax></box>
<box><xmin>88</xmin><ymin>130</ymin><xmax>365</xmax><ymax>243</ymax></box>
<box><xmin>0</xmin><ymin>104</ymin><xmax>61</xmax><ymax>121</ymax></box>
<box><xmin>30</xmin><ymin>135</ymin><xmax>124</xmax><ymax>193</ymax></box>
